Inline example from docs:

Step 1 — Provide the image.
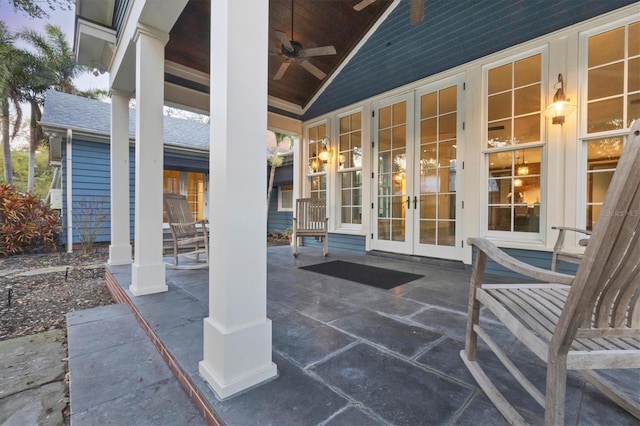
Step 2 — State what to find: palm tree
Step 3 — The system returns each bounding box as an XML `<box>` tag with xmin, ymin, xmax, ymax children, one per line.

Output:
<box><xmin>18</xmin><ymin>24</ymin><xmax>83</xmax><ymax>193</ymax></box>
<box><xmin>0</xmin><ymin>21</ymin><xmax>27</xmax><ymax>184</ymax></box>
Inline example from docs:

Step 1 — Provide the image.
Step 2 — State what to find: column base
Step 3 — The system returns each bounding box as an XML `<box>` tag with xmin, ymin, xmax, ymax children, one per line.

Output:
<box><xmin>130</xmin><ymin>262</ymin><xmax>167</xmax><ymax>296</ymax></box>
<box><xmin>199</xmin><ymin>317</ymin><xmax>278</xmax><ymax>400</ymax></box>
<box><xmin>108</xmin><ymin>244</ymin><xmax>132</xmax><ymax>266</ymax></box>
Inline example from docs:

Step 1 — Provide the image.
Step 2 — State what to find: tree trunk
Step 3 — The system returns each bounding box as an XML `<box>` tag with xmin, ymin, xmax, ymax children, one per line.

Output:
<box><xmin>1</xmin><ymin>98</ymin><xmax>13</xmax><ymax>184</ymax></box>
<box><xmin>266</xmin><ymin>163</ymin><xmax>276</xmax><ymax>215</ymax></box>
<box><xmin>27</xmin><ymin>101</ymin><xmax>42</xmax><ymax>194</ymax></box>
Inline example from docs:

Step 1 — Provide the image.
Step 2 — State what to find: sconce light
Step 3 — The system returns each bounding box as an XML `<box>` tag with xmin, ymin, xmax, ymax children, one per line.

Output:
<box><xmin>318</xmin><ymin>137</ymin><xmax>332</xmax><ymax>162</ymax></box>
<box><xmin>544</xmin><ymin>73</ymin><xmax>575</xmax><ymax>125</ymax></box>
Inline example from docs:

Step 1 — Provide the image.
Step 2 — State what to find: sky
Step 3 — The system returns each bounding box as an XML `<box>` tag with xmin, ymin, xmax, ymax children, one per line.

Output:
<box><xmin>0</xmin><ymin>2</ymin><xmax>110</xmax><ymax>92</ymax></box>
<box><xmin>1</xmin><ymin>2</ymin><xmax>110</xmax><ymax>146</ymax></box>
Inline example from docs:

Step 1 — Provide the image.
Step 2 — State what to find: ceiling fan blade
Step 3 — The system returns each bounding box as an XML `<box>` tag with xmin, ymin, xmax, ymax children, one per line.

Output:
<box><xmin>274</xmin><ymin>30</ymin><xmax>293</xmax><ymax>52</ymax></box>
<box><xmin>410</xmin><ymin>0</ymin><xmax>424</xmax><ymax>25</ymax></box>
<box><xmin>299</xmin><ymin>59</ymin><xmax>327</xmax><ymax>80</ymax></box>
<box><xmin>353</xmin><ymin>0</ymin><xmax>376</xmax><ymax>12</ymax></box>
<box><xmin>299</xmin><ymin>45</ymin><xmax>337</xmax><ymax>58</ymax></box>
<box><xmin>273</xmin><ymin>61</ymin><xmax>290</xmax><ymax>80</ymax></box>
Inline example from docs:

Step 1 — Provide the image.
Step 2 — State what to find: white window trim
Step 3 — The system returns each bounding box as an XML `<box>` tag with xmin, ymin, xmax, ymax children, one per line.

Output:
<box><xmin>277</xmin><ymin>185</ymin><xmax>293</xmax><ymax>212</ymax></box>
<box><xmin>576</xmin><ymin>15</ymin><xmax>639</xmax><ymax>233</ymax></box>
<box><xmin>480</xmin><ymin>47</ymin><xmax>549</xmax><ymax>242</ymax></box>
<box><xmin>335</xmin><ymin>108</ymin><xmax>364</xmax><ymax>231</ymax></box>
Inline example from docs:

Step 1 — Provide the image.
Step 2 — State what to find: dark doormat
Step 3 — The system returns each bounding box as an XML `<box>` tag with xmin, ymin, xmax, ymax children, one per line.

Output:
<box><xmin>300</xmin><ymin>260</ymin><xmax>423</xmax><ymax>290</ymax></box>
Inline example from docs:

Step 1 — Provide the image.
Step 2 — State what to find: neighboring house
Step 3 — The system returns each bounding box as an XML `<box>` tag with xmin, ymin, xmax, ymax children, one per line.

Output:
<box><xmin>39</xmin><ymin>90</ymin><xmax>293</xmax><ymax>246</ymax></box>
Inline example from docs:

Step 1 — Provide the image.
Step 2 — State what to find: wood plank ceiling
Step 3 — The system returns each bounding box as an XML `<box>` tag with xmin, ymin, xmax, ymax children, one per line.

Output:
<box><xmin>165</xmin><ymin>0</ymin><xmax>393</xmax><ymax>109</ymax></box>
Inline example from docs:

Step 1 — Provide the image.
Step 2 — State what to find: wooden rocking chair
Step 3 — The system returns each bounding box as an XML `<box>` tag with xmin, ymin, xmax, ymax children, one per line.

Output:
<box><xmin>550</xmin><ymin>226</ymin><xmax>591</xmax><ymax>272</ymax></box>
<box><xmin>292</xmin><ymin>198</ymin><xmax>328</xmax><ymax>257</ymax></box>
<box><xmin>163</xmin><ymin>193</ymin><xmax>209</xmax><ymax>269</ymax></box>
<box><xmin>461</xmin><ymin>120</ymin><xmax>640</xmax><ymax>425</ymax></box>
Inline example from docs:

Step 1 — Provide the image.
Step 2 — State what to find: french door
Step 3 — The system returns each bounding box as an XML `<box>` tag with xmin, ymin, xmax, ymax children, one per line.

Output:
<box><xmin>371</xmin><ymin>78</ymin><xmax>464</xmax><ymax>259</ymax></box>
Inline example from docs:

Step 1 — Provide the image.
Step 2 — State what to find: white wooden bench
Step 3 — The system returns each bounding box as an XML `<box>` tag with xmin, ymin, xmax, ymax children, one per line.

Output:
<box><xmin>461</xmin><ymin>120</ymin><xmax>640</xmax><ymax>425</ymax></box>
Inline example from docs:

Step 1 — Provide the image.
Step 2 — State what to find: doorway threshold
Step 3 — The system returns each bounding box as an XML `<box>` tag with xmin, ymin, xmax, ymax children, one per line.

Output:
<box><xmin>368</xmin><ymin>250</ymin><xmax>466</xmax><ymax>271</ymax></box>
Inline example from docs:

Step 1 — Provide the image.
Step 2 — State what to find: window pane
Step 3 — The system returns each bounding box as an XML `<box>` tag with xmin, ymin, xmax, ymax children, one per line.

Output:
<box><xmin>629</xmin><ymin>57</ymin><xmax>640</xmax><ymax>92</ymax></box>
<box><xmin>488</xmin><ymin>92</ymin><xmax>511</xmax><ymax>121</ymax></box>
<box><xmin>439</xmin><ymin>141</ymin><xmax>457</xmax><ymax>166</ymax></box>
<box><xmin>379</xmin><ymin>129</ymin><xmax>391</xmax><ymax>151</ymax></box>
<box><xmin>588</xmin><ymin>27</ymin><xmax>624</xmax><ymax>67</ymax></box>
<box><xmin>587</xmin><ymin>97</ymin><xmax>624</xmax><ymax>133</ymax></box>
<box><xmin>421</xmin><ymin>92</ymin><xmax>437</xmax><ymax>118</ymax></box>
<box><xmin>629</xmin><ymin>93</ymin><xmax>640</xmax><ymax>127</ymax></box>
<box><xmin>379</xmin><ymin>106</ymin><xmax>391</xmax><ymax>129</ymax></box>
<box><xmin>439</xmin><ymin>113</ymin><xmax>457</xmax><ymax>140</ymax></box>
<box><xmin>340</xmin><ymin>134</ymin><xmax>350</xmax><ymax>151</ymax></box>
<box><xmin>438</xmin><ymin>221</ymin><xmax>456</xmax><ymax>246</ymax></box>
<box><xmin>421</xmin><ymin>118</ymin><xmax>437</xmax><ymax>143</ymax></box>
<box><xmin>488</xmin><ymin>63</ymin><xmax>511</xmax><ymax>94</ymax></box>
<box><xmin>630</xmin><ymin>22</ymin><xmax>640</xmax><ymax>57</ymax></box>
<box><xmin>514</xmin><ymin>84</ymin><xmax>540</xmax><ymax>116</ymax></box>
<box><xmin>392</xmin><ymin>124</ymin><xmax>406</xmax><ymax>147</ymax></box>
<box><xmin>514</xmin><ymin>114</ymin><xmax>540</xmax><ymax>143</ymax></box>
<box><xmin>488</xmin><ymin>120</ymin><xmax>512</xmax><ymax>146</ymax></box>
<box><xmin>588</xmin><ymin>62</ymin><xmax>624</xmax><ymax>100</ymax></box>
<box><xmin>438</xmin><ymin>194</ymin><xmax>456</xmax><ymax>220</ymax></box>
<box><xmin>514</xmin><ymin>54</ymin><xmax>541</xmax><ymax>87</ymax></box>
<box><xmin>421</xmin><ymin>194</ymin><xmax>436</xmax><ymax>219</ymax></box>
<box><xmin>392</xmin><ymin>102</ymin><xmax>406</xmax><ymax>125</ymax></box>
<box><xmin>340</xmin><ymin>116</ymin><xmax>349</xmax><ymax>133</ymax></box>
<box><xmin>419</xmin><ymin>221</ymin><xmax>436</xmax><ymax>244</ymax></box>
<box><xmin>439</xmin><ymin>86</ymin><xmax>457</xmax><ymax>114</ymax></box>
<box><xmin>352</xmin><ymin>112</ymin><xmax>361</xmax><ymax>130</ymax></box>
<box><xmin>488</xmin><ymin>206</ymin><xmax>511</xmax><ymax>231</ymax></box>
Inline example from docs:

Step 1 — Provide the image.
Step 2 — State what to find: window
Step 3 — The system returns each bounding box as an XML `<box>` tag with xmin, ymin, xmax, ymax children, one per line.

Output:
<box><xmin>582</xmin><ymin>20</ymin><xmax>639</xmax><ymax>230</ymax></box>
<box><xmin>162</xmin><ymin>170</ymin><xmax>206</xmax><ymax>221</ymax></box>
<box><xmin>338</xmin><ymin>112</ymin><xmax>362</xmax><ymax>225</ymax></box>
<box><xmin>485</xmin><ymin>53</ymin><xmax>543</xmax><ymax>235</ymax></box>
<box><xmin>278</xmin><ymin>184</ymin><xmax>293</xmax><ymax>211</ymax></box>
<box><xmin>307</xmin><ymin>123</ymin><xmax>328</xmax><ymax>200</ymax></box>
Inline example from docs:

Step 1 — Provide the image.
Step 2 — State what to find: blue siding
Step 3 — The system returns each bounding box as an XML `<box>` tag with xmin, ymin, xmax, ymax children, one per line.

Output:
<box><xmin>474</xmin><ymin>247</ymin><xmax>579</xmax><ymax>280</ymax></box>
<box><xmin>305</xmin><ymin>0</ymin><xmax>636</xmax><ymax>119</ymax></box>
<box><xmin>302</xmin><ymin>234</ymin><xmax>366</xmax><ymax>255</ymax></box>
<box><xmin>267</xmin><ymin>189</ymin><xmax>293</xmax><ymax>233</ymax></box>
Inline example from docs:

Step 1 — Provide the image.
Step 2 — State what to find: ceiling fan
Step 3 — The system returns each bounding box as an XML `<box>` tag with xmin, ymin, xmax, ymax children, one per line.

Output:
<box><xmin>354</xmin><ymin>0</ymin><xmax>424</xmax><ymax>25</ymax></box>
<box><xmin>272</xmin><ymin>0</ymin><xmax>337</xmax><ymax>81</ymax></box>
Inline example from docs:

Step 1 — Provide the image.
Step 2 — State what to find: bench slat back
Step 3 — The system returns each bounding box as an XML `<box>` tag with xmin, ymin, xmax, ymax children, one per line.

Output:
<box><xmin>296</xmin><ymin>198</ymin><xmax>327</xmax><ymax>232</ymax></box>
<box><xmin>164</xmin><ymin>193</ymin><xmax>197</xmax><ymax>239</ymax></box>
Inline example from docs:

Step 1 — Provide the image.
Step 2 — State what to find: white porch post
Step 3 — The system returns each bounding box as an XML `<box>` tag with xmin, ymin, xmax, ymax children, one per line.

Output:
<box><xmin>199</xmin><ymin>0</ymin><xmax>277</xmax><ymax>399</ymax></box>
<box><xmin>130</xmin><ymin>25</ymin><xmax>169</xmax><ymax>296</ymax></box>
<box><xmin>108</xmin><ymin>89</ymin><xmax>132</xmax><ymax>266</ymax></box>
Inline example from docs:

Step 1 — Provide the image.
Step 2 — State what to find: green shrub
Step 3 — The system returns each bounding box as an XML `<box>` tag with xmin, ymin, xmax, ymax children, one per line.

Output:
<box><xmin>0</xmin><ymin>183</ymin><xmax>60</xmax><ymax>256</ymax></box>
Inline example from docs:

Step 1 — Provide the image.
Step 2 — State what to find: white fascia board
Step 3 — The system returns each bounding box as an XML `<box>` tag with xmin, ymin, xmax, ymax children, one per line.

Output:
<box><xmin>74</xmin><ymin>19</ymin><xmax>116</xmax><ymax>69</ymax></box>
<box><xmin>268</xmin><ymin>96</ymin><xmax>304</xmax><ymax>116</ymax></box>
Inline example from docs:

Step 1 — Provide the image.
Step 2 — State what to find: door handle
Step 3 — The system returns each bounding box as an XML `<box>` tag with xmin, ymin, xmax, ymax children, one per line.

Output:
<box><xmin>414</xmin><ymin>196</ymin><xmax>418</xmax><ymax>209</ymax></box>
<box><xmin>406</xmin><ymin>196</ymin><xmax>410</xmax><ymax>209</ymax></box>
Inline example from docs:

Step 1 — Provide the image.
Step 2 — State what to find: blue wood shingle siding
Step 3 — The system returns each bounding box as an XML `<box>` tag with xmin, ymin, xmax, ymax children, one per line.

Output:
<box><xmin>267</xmin><ymin>191</ymin><xmax>292</xmax><ymax>233</ymax></box>
<box><xmin>304</xmin><ymin>0</ymin><xmax>637</xmax><ymax>119</ymax></box>
<box><xmin>472</xmin><ymin>246</ymin><xmax>579</xmax><ymax>281</ymax></box>
<box><xmin>302</xmin><ymin>234</ymin><xmax>366</xmax><ymax>255</ymax></box>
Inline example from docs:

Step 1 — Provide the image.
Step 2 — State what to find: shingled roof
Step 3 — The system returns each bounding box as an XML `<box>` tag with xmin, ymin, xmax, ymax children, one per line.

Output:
<box><xmin>40</xmin><ymin>90</ymin><xmax>209</xmax><ymax>151</ymax></box>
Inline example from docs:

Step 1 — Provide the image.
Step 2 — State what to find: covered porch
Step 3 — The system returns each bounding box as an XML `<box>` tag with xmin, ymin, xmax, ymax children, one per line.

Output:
<box><xmin>71</xmin><ymin>246</ymin><xmax>639</xmax><ymax>425</ymax></box>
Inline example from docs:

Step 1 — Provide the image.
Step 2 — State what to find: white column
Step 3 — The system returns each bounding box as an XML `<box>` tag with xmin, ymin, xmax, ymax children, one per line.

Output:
<box><xmin>199</xmin><ymin>0</ymin><xmax>277</xmax><ymax>399</ymax></box>
<box><xmin>108</xmin><ymin>89</ymin><xmax>132</xmax><ymax>266</ymax></box>
<box><xmin>130</xmin><ymin>25</ymin><xmax>169</xmax><ymax>296</ymax></box>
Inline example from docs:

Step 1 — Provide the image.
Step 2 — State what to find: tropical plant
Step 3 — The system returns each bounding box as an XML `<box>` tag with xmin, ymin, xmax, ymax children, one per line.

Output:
<box><xmin>0</xmin><ymin>21</ymin><xmax>26</xmax><ymax>185</ymax></box>
<box><xmin>0</xmin><ymin>182</ymin><xmax>60</xmax><ymax>255</ymax></box>
<box><xmin>18</xmin><ymin>24</ymin><xmax>84</xmax><ymax>193</ymax></box>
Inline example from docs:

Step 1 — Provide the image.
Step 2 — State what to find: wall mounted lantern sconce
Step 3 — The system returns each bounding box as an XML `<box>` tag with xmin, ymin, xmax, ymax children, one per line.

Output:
<box><xmin>544</xmin><ymin>73</ymin><xmax>576</xmax><ymax>125</ymax></box>
<box><xmin>318</xmin><ymin>137</ymin><xmax>332</xmax><ymax>162</ymax></box>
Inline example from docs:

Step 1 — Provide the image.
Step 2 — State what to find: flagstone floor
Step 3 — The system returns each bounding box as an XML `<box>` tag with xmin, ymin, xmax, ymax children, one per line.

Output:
<box><xmin>75</xmin><ymin>245</ymin><xmax>639</xmax><ymax>425</ymax></box>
